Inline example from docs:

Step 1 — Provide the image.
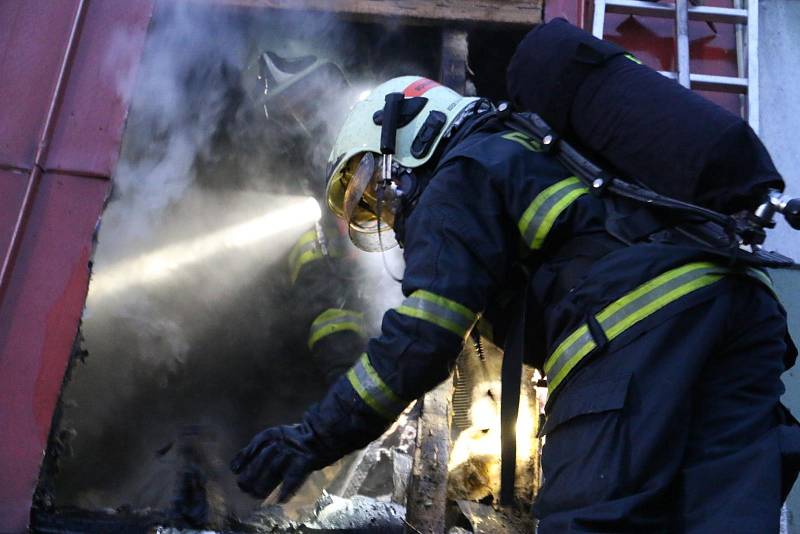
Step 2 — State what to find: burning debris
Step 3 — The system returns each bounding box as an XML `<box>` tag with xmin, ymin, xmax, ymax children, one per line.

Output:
<box><xmin>447</xmin><ymin>343</ymin><xmax>542</xmax><ymax>506</ymax></box>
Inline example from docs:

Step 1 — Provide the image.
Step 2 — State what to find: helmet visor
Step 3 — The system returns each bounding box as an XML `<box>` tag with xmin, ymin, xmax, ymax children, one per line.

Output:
<box><xmin>341</xmin><ymin>153</ymin><xmax>399</xmax><ymax>252</ymax></box>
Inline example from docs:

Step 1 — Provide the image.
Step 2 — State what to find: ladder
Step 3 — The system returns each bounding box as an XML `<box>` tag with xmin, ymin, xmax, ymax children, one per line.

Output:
<box><xmin>591</xmin><ymin>0</ymin><xmax>759</xmax><ymax>132</ymax></box>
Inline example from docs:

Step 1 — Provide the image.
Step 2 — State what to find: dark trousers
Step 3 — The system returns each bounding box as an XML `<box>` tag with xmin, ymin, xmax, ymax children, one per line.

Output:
<box><xmin>535</xmin><ymin>278</ymin><xmax>799</xmax><ymax>533</ymax></box>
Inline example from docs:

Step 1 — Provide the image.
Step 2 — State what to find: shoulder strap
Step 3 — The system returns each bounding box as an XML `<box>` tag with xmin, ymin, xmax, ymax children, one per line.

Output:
<box><xmin>500</xmin><ymin>270</ymin><xmax>530</xmax><ymax>505</ymax></box>
<box><xmin>499</xmin><ymin>110</ymin><xmax>796</xmax><ymax>269</ymax></box>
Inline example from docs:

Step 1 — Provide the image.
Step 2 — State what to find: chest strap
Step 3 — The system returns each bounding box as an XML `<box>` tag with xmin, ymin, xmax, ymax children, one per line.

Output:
<box><xmin>544</xmin><ymin>261</ymin><xmax>773</xmax><ymax>396</ymax></box>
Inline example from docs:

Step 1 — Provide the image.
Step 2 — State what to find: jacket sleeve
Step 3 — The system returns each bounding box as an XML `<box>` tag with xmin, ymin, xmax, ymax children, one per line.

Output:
<box><xmin>304</xmin><ymin>157</ymin><xmax>516</xmax><ymax>453</ymax></box>
<box><xmin>289</xmin><ymin>225</ymin><xmax>367</xmax><ymax>384</ymax></box>
<box><xmin>365</xmin><ymin>157</ymin><xmax>515</xmax><ymax>403</ymax></box>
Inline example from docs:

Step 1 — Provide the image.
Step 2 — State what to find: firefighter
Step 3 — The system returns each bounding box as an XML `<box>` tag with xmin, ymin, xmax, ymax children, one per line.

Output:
<box><xmin>249</xmin><ymin>50</ymin><xmax>368</xmax><ymax>385</ymax></box>
<box><xmin>231</xmin><ymin>69</ymin><xmax>799</xmax><ymax>530</ymax></box>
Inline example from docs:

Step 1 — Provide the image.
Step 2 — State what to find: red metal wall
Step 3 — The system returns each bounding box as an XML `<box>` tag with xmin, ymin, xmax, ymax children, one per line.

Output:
<box><xmin>0</xmin><ymin>1</ymin><xmax>154</xmax><ymax>531</ymax></box>
<box><xmin>545</xmin><ymin>0</ymin><xmax>741</xmax><ymax>113</ymax></box>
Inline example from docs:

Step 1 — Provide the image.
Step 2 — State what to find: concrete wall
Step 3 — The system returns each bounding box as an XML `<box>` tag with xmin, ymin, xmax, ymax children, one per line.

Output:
<box><xmin>760</xmin><ymin>0</ymin><xmax>800</xmax><ymax>259</ymax></box>
<box><xmin>760</xmin><ymin>0</ymin><xmax>800</xmax><ymax>529</ymax></box>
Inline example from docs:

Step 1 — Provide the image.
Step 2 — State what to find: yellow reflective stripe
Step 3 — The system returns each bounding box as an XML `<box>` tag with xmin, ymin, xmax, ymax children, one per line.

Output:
<box><xmin>518</xmin><ymin>177</ymin><xmax>589</xmax><ymax>250</ymax></box>
<box><xmin>347</xmin><ymin>368</ymin><xmax>391</xmax><ymax>419</ymax></box>
<box><xmin>604</xmin><ymin>273</ymin><xmax>722</xmax><ymax>340</ymax></box>
<box><xmin>625</xmin><ymin>53</ymin><xmax>643</xmax><ymax>65</ymax></box>
<box><xmin>518</xmin><ymin>178</ymin><xmax>581</xmax><ymax>235</ymax></box>
<box><xmin>290</xmin><ymin>249</ymin><xmax>324</xmax><ymax>283</ymax></box>
<box><xmin>595</xmin><ymin>262</ymin><xmax>715</xmax><ymax>325</ymax></box>
<box><xmin>546</xmin><ymin>329</ymin><xmax>595</xmax><ymax>397</ymax></box>
<box><xmin>288</xmin><ymin>229</ymin><xmax>322</xmax><ymax>283</ymax></box>
<box><xmin>501</xmin><ymin>132</ymin><xmax>543</xmax><ymax>152</ymax></box>
<box><xmin>359</xmin><ymin>353</ymin><xmax>403</xmax><ymax>405</ymax></box>
<box><xmin>296</xmin><ymin>229</ymin><xmax>318</xmax><ymax>246</ymax></box>
<box><xmin>288</xmin><ymin>229</ymin><xmax>318</xmax><ymax>267</ymax></box>
<box><xmin>413</xmin><ymin>290</ymin><xmax>475</xmax><ymax>322</ymax></box>
<box><xmin>532</xmin><ymin>187</ymin><xmax>589</xmax><ymax>249</ymax></box>
<box><xmin>346</xmin><ymin>353</ymin><xmax>407</xmax><ymax>420</ymax></box>
<box><xmin>307</xmin><ymin>309</ymin><xmax>366</xmax><ymax>350</ymax></box>
<box><xmin>545</xmin><ymin>262</ymin><xmax>727</xmax><ymax>395</ymax></box>
<box><xmin>396</xmin><ymin>290</ymin><xmax>478</xmax><ymax>338</ymax></box>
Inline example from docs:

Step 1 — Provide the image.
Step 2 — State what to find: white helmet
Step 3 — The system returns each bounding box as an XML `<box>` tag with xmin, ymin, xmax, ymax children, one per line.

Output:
<box><xmin>326</xmin><ymin>76</ymin><xmax>478</xmax><ymax>251</ymax></box>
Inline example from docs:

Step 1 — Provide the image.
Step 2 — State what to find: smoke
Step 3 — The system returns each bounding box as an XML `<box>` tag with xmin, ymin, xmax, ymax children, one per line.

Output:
<box><xmin>99</xmin><ymin>4</ymin><xmax>248</xmax><ymax>252</ymax></box>
<box><xmin>48</xmin><ymin>1</ymin><xmax>436</xmax><ymax>520</ymax></box>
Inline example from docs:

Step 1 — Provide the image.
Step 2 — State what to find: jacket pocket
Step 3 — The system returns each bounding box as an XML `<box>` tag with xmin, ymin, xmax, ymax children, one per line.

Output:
<box><xmin>536</xmin><ymin>371</ymin><xmax>633</xmax><ymax>512</ymax></box>
<box><xmin>541</xmin><ymin>371</ymin><xmax>631</xmax><ymax>436</ymax></box>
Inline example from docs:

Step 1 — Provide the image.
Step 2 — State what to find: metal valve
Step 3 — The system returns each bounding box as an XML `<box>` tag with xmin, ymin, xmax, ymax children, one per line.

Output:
<box><xmin>783</xmin><ymin>197</ymin><xmax>800</xmax><ymax>229</ymax></box>
<box><xmin>753</xmin><ymin>190</ymin><xmax>800</xmax><ymax>230</ymax></box>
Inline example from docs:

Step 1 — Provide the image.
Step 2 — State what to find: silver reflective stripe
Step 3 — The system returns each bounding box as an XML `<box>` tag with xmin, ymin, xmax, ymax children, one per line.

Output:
<box><xmin>308</xmin><ymin>309</ymin><xmax>366</xmax><ymax>349</ymax></box>
<box><xmin>346</xmin><ymin>353</ymin><xmax>408</xmax><ymax>419</ymax></box>
<box><xmin>502</xmin><ymin>132</ymin><xmax>543</xmax><ymax>152</ymax></box>
<box><xmin>545</xmin><ymin>262</ymin><xmax>728</xmax><ymax>395</ymax></box>
<box><xmin>396</xmin><ymin>290</ymin><xmax>478</xmax><ymax>338</ymax></box>
<box><xmin>544</xmin><ymin>329</ymin><xmax>594</xmax><ymax>388</ymax></box>
<box><xmin>519</xmin><ymin>177</ymin><xmax>589</xmax><ymax>250</ymax></box>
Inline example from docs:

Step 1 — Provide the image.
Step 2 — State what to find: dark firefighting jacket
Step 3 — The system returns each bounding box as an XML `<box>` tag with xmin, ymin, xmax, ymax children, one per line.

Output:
<box><xmin>287</xmin><ymin>218</ymin><xmax>367</xmax><ymax>385</ymax></box>
<box><xmin>303</xmin><ymin>122</ymin><xmax>778</xmax><ymax>456</ymax></box>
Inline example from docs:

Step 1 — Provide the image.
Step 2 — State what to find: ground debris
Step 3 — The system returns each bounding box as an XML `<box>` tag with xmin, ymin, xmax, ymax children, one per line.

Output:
<box><xmin>152</xmin><ymin>492</ymin><xmax>407</xmax><ymax>533</ymax></box>
<box><xmin>454</xmin><ymin>500</ymin><xmax>534</xmax><ymax>534</ymax></box>
<box><xmin>238</xmin><ymin>504</ymin><xmax>300</xmax><ymax>533</ymax></box>
<box><xmin>305</xmin><ymin>492</ymin><xmax>405</xmax><ymax>530</ymax></box>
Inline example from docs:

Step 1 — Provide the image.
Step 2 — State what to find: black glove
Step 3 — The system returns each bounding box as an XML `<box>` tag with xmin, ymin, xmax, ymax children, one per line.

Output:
<box><xmin>230</xmin><ymin>422</ymin><xmax>331</xmax><ymax>501</ymax></box>
<box><xmin>231</xmin><ymin>372</ymin><xmax>396</xmax><ymax>500</ymax></box>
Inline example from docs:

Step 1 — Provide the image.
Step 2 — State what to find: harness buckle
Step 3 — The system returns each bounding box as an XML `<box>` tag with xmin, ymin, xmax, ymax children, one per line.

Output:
<box><xmin>589</xmin><ymin>174</ymin><xmax>613</xmax><ymax>196</ymax></box>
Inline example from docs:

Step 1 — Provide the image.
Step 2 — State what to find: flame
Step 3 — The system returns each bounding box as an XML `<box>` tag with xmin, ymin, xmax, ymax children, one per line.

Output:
<box><xmin>448</xmin><ymin>380</ymin><xmax>538</xmax><ymax>469</ymax></box>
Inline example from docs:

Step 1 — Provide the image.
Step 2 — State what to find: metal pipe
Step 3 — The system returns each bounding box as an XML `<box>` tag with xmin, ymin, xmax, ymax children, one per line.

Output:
<box><xmin>675</xmin><ymin>0</ymin><xmax>691</xmax><ymax>88</ymax></box>
<box><xmin>0</xmin><ymin>0</ymin><xmax>90</xmax><ymax>307</ymax></box>
<box><xmin>746</xmin><ymin>0</ymin><xmax>759</xmax><ymax>133</ymax></box>
<box><xmin>734</xmin><ymin>0</ymin><xmax>746</xmax><ymax>118</ymax></box>
<box><xmin>592</xmin><ymin>0</ymin><xmax>607</xmax><ymax>38</ymax></box>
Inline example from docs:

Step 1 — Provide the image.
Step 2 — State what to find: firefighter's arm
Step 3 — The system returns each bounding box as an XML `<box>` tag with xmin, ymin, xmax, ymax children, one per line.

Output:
<box><xmin>232</xmin><ymin>160</ymin><xmax>511</xmax><ymax>500</ymax></box>
<box><xmin>334</xmin><ymin>158</ymin><xmax>512</xmax><ymax>422</ymax></box>
<box><xmin>289</xmin><ymin>226</ymin><xmax>367</xmax><ymax>384</ymax></box>
<box><xmin>338</xmin><ymin>146</ymin><xmax>586</xmax><ymax>423</ymax></box>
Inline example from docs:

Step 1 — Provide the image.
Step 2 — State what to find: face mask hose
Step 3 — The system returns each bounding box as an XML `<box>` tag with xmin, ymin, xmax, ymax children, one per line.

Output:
<box><xmin>374</xmin><ymin>93</ymin><xmax>407</xmax><ymax>282</ymax></box>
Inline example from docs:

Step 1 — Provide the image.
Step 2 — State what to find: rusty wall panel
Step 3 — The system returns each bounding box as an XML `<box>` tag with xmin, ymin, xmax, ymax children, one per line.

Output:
<box><xmin>0</xmin><ymin>173</ymin><xmax>109</xmax><ymax>532</ymax></box>
<box><xmin>0</xmin><ymin>0</ymin><xmax>78</xmax><ymax>169</ymax></box>
<box><xmin>47</xmin><ymin>0</ymin><xmax>154</xmax><ymax>177</ymax></box>
<box><xmin>0</xmin><ymin>0</ymin><xmax>155</xmax><ymax>530</ymax></box>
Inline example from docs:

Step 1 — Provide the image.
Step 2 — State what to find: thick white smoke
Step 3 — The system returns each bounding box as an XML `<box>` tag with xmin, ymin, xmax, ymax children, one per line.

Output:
<box><xmin>47</xmin><ymin>1</ymin><xmax>437</xmax><ymax>520</ymax></box>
